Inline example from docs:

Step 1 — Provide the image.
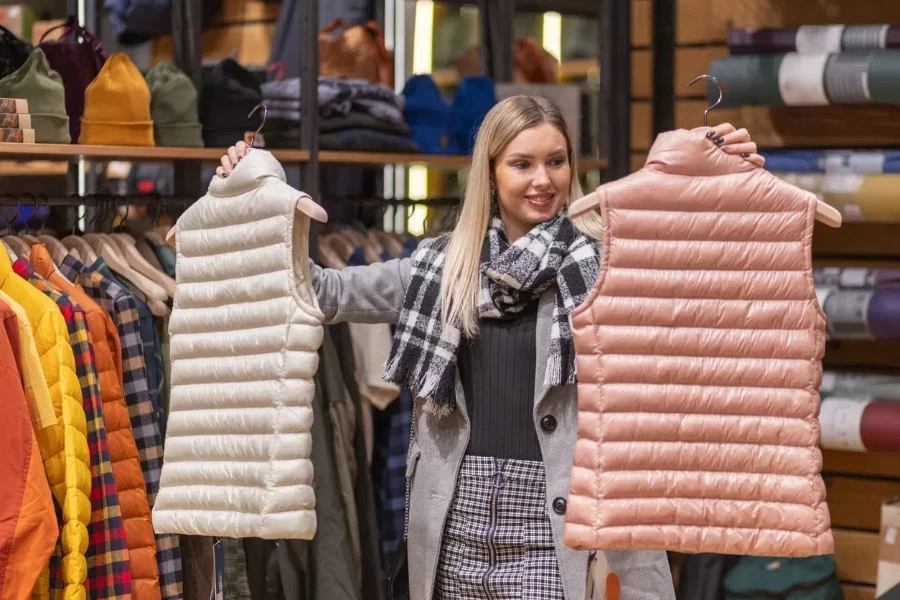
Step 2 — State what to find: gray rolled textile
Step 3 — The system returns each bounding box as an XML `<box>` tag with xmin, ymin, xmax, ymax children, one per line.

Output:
<box><xmin>707</xmin><ymin>50</ymin><xmax>900</xmax><ymax>107</ymax></box>
<box><xmin>824</xmin><ymin>52</ymin><xmax>874</xmax><ymax>104</ymax></box>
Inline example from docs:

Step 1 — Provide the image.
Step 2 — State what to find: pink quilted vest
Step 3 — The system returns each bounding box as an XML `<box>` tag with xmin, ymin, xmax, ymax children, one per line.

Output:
<box><xmin>565</xmin><ymin>129</ymin><xmax>835</xmax><ymax>557</ymax></box>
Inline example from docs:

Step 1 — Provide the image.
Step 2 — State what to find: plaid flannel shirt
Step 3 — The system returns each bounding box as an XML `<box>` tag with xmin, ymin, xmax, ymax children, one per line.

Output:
<box><xmin>60</xmin><ymin>255</ymin><xmax>183</xmax><ymax>600</ymax></box>
<box><xmin>13</xmin><ymin>258</ymin><xmax>132</xmax><ymax>600</ymax></box>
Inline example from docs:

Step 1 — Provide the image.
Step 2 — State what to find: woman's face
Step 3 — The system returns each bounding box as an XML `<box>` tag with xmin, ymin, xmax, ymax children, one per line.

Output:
<box><xmin>493</xmin><ymin>122</ymin><xmax>571</xmax><ymax>241</ymax></box>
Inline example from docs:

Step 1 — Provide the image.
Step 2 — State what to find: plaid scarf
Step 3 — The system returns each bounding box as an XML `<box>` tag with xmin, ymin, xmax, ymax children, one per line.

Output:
<box><xmin>383</xmin><ymin>213</ymin><xmax>601</xmax><ymax>415</ymax></box>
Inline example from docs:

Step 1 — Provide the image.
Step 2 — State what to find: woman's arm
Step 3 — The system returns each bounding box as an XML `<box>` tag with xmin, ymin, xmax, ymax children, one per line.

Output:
<box><xmin>309</xmin><ymin>258</ymin><xmax>412</xmax><ymax>324</ymax></box>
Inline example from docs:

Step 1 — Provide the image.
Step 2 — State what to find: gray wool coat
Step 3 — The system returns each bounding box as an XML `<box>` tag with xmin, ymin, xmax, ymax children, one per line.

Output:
<box><xmin>309</xmin><ymin>256</ymin><xmax>677</xmax><ymax>600</ymax></box>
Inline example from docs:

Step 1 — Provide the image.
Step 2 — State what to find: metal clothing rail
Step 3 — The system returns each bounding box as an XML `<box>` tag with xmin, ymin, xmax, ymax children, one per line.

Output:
<box><xmin>0</xmin><ymin>193</ymin><xmax>195</xmax><ymax>207</ymax></box>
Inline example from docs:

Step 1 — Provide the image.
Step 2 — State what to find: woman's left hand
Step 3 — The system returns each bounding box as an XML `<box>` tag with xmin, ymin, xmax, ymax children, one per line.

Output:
<box><xmin>705</xmin><ymin>123</ymin><xmax>765</xmax><ymax>168</ymax></box>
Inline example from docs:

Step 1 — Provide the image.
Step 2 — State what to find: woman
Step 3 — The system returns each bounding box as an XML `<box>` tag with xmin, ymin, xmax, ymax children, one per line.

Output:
<box><xmin>217</xmin><ymin>96</ymin><xmax>762</xmax><ymax>600</ymax></box>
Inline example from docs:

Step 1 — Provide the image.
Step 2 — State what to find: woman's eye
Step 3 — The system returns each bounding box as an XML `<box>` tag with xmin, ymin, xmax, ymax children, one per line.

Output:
<box><xmin>550</xmin><ymin>158</ymin><xmax>566</xmax><ymax>167</ymax></box>
<box><xmin>513</xmin><ymin>162</ymin><xmax>529</xmax><ymax>170</ymax></box>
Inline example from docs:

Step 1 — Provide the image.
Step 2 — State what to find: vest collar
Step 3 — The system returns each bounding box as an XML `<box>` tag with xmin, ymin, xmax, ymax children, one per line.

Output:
<box><xmin>645</xmin><ymin>128</ymin><xmax>757</xmax><ymax>177</ymax></box>
<box><xmin>207</xmin><ymin>149</ymin><xmax>287</xmax><ymax>198</ymax></box>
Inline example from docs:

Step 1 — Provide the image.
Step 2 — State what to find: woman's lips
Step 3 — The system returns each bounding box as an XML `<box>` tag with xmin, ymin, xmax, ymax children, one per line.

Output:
<box><xmin>526</xmin><ymin>193</ymin><xmax>555</xmax><ymax>208</ymax></box>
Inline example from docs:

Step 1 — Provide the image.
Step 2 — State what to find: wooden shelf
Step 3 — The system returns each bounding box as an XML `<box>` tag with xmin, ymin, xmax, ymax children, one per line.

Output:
<box><xmin>318</xmin><ymin>151</ymin><xmax>471</xmax><ymax>168</ymax></box>
<box><xmin>0</xmin><ymin>143</ymin><xmax>310</xmax><ymax>163</ymax></box>
<box><xmin>0</xmin><ymin>144</ymin><xmax>607</xmax><ymax>171</ymax></box>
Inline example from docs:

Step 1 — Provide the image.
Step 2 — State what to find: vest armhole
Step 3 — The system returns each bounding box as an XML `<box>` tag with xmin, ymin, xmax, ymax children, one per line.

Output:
<box><xmin>290</xmin><ymin>209</ymin><xmax>323</xmax><ymax>317</ymax></box>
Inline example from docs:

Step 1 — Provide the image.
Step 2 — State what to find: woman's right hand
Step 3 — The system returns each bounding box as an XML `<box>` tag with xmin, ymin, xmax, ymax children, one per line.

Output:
<box><xmin>216</xmin><ymin>141</ymin><xmax>252</xmax><ymax>178</ymax></box>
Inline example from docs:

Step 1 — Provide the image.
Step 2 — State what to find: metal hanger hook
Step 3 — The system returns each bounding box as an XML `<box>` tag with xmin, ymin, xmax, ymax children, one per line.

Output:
<box><xmin>687</xmin><ymin>74</ymin><xmax>722</xmax><ymax>128</ymax></box>
<box><xmin>248</xmin><ymin>103</ymin><xmax>267</xmax><ymax>149</ymax></box>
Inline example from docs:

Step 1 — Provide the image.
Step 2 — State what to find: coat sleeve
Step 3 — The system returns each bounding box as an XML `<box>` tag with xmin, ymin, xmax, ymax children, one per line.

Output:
<box><xmin>308</xmin><ymin>257</ymin><xmax>413</xmax><ymax>325</ymax></box>
<box><xmin>49</xmin><ymin>310</ymin><xmax>92</xmax><ymax>600</ymax></box>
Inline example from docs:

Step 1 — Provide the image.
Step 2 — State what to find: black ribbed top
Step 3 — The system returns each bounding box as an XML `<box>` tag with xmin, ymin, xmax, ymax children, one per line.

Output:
<box><xmin>458</xmin><ymin>301</ymin><xmax>542</xmax><ymax>461</ymax></box>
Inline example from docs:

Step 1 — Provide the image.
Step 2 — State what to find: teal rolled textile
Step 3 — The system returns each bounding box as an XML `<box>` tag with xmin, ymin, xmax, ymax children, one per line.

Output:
<box><xmin>708</xmin><ymin>50</ymin><xmax>900</xmax><ymax>107</ymax></box>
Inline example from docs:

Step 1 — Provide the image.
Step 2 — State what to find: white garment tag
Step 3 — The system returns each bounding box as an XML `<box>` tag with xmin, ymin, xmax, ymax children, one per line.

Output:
<box><xmin>796</xmin><ymin>25</ymin><xmax>845</xmax><ymax>53</ymax></box>
<box><xmin>819</xmin><ymin>397</ymin><xmax>870</xmax><ymax>452</ymax></box>
<box><xmin>779</xmin><ymin>53</ymin><xmax>830</xmax><ymax>105</ymax></box>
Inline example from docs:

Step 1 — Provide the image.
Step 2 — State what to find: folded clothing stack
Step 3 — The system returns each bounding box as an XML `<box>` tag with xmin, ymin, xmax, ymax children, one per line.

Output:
<box><xmin>709</xmin><ymin>24</ymin><xmax>900</xmax><ymax>108</ymax></box>
<box><xmin>260</xmin><ymin>76</ymin><xmax>418</xmax><ymax>152</ymax></box>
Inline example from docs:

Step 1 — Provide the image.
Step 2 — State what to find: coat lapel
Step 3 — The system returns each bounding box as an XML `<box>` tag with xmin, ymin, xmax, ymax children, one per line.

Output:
<box><xmin>533</xmin><ymin>288</ymin><xmax>556</xmax><ymax>407</ymax></box>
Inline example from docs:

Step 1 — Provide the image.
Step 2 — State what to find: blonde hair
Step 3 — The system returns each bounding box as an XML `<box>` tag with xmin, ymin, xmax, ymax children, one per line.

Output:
<box><xmin>439</xmin><ymin>95</ymin><xmax>603</xmax><ymax>338</ymax></box>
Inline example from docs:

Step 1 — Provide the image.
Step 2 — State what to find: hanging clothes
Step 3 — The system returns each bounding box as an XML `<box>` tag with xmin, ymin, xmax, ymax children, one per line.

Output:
<box><xmin>12</xmin><ymin>257</ymin><xmax>133</xmax><ymax>600</ymax></box>
<box><xmin>31</xmin><ymin>246</ymin><xmax>150</xmax><ymax>600</ymax></box>
<box><xmin>0</xmin><ymin>299</ymin><xmax>57</xmax><ymax>600</ymax></box>
<box><xmin>94</xmin><ymin>262</ymin><xmax>167</xmax><ymax>444</ymax></box>
<box><xmin>58</xmin><ymin>255</ymin><xmax>181</xmax><ymax>600</ymax></box>
<box><xmin>0</xmin><ymin>249</ymin><xmax>91</xmax><ymax>600</ymax></box>
<box><xmin>565</xmin><ymin>128</ymin><xmax>834</xmax><ymax>558</ymax></box>
<box><xmin>154</xmin><ymin>150</ymin><xmax>325</xmax><ymax>541</ymax></box>
<box><xmin>0</xmin><ymin>289</ymin><xmax>57</xmax><ymax>434</ymax></box>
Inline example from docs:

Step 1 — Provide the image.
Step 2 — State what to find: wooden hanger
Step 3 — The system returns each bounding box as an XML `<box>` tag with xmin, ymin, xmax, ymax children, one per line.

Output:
<box><xmin>570</xmin><ymin>75</ymin><xmax>842</xmax><ymax>228</ymax></box>
<box><xmin>111</xmin><ymin>233</ymin><xmax>176</xmax><ymax>297</ymax></box>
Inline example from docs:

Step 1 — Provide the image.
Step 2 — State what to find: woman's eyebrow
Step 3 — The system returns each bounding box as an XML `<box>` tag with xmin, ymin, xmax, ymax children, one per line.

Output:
<box><xmin>506</xmin><ymin>148</ymin><xmax>567</xmax><ymax>159</ymax></box>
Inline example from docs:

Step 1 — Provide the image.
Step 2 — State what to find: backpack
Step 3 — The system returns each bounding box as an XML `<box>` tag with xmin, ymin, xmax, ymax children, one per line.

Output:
<box><xmin>724</xmin><ymin>555</ymin><xmax>843</xmax><ymax>600</ymax></box>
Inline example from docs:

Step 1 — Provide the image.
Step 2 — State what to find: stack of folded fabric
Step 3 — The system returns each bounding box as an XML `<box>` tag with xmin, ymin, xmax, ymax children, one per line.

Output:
<box><xmin>260</xmin><ymin>76</ymin><xmax>418</xmax><ymax>152</ymax></box>
<box><xmin>708</xmin><ymin>24</ymin><xmax>900</xmax><ymax>107</ymax></box>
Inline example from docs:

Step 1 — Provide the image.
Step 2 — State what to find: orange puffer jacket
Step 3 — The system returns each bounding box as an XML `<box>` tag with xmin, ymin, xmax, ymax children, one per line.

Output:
<box><xmin>30</xmin><ymin>245</ymin><xmax>160</xmax><ymax>600</ymax></box>
<box><xmin>565</xmin><ymin>128</ymin><xmax>834</xmax><ymax>558</ymax></box>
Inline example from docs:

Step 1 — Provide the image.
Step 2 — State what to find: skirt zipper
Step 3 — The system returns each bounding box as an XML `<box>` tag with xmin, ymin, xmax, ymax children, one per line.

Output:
<box><xmin>482</xmin><ymin>458</ymin><xmax>505</xmax><ymax>600</ymax></box>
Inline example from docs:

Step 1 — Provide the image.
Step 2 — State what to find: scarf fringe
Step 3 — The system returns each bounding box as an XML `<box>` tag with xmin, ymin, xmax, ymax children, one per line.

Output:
<box><xmin>383</xmin><ymin>352</ymin><xmax>458</xmax><ymax>416</ymax></box>
<box><xmin>545</xmin><ymin>353</ymin><xmax>563</xmax><ymax>389</ymax></box>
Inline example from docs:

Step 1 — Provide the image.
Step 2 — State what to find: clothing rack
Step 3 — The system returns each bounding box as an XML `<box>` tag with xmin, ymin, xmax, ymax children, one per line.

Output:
<box><xmin>0</xmin><ymin>194</ymin><xmax>195</xmax><ymax>207</ymax></box>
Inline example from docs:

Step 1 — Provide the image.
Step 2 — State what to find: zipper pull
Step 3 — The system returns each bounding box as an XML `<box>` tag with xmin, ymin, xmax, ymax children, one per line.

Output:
<box><xmin>493</xmin><ymin>458</ymin><xmax>506</xmax><ymax>489</ymax></box>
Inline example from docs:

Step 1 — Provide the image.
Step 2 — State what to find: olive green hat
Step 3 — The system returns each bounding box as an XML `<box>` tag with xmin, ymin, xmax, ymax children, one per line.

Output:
<box><xmin>0</xmin><ymin>48</ymin><xmax>70</xmax><ymax>143</ymax></box>
<box><xmin>145</xmin><ymin>61</ymin><xmax>203</xmax><ymax>147</ymax></box>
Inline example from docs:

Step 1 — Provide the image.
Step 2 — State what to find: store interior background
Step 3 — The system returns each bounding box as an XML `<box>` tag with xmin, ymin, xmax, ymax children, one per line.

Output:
<box><xmin>2</xmin><ymin>1</ymin><xmax>900</xmax><ymax>599</ymax></box>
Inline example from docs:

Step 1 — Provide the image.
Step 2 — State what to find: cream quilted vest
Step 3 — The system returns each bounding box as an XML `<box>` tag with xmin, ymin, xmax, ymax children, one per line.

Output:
<box><xmin>153</xmin><ymin>150</ymin><xmax>325</xmax><ymax>539</ymax></box>
<box><xmin>565</xmin><ymin>129</ymin><xmax>835</xmax><ymax>557</ymax></box>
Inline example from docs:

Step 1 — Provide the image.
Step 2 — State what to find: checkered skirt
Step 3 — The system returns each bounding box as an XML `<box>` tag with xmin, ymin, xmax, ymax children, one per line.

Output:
<box><xmin>434</xmin><ymin>455</ymin><xmax>564</xmax><ymax>599</ymax></box>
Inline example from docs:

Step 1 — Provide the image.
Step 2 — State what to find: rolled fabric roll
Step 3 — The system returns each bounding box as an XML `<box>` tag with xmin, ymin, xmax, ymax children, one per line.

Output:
<box><xmin>708</xmin><ymin>50</ymin><xmax>900</xmax><ymax>107</ymax></box>
<box><xmin>814</xmin><ymin>268</ymin><xmax>900</xmax><ymax>289</ymax></box>
<box><xmin>821</xmin><ymin>371</ymin><xmax>900</xmax><ymax>398</ymax></box>
<box><xmin>820</xmin><ymin>397</ymin><xmax>900</xmax><ymax>452</ymax></box>
<box><xmin>762</xmin><ymin>150</ymin><xmax>900</xmax><ymax>174</ymax></box>
<box><xmin>728</xmin><ymin>25</ymin><xmax>900</xmax><ymax>55</ymax></box>
<box><xmin>816</xmin><ymin>287</ymin><xmax>900</xmax><ymax>339</ymax></box>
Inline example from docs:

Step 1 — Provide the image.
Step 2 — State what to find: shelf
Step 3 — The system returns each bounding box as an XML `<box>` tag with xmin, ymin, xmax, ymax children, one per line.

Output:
<box><xmin>0</xmin><ymin>143</ymin><xmax>310</xmax><ymax>163</ymax></box>
<box><xmin>0</xmin><ymin>144</ymin><xmax>607</xmax><ymax>171</ymax></box>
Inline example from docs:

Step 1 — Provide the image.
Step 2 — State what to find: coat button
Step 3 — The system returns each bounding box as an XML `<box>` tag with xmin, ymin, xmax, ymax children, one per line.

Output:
<box><xmin>552</xmin><ymin>497</ymin><xmax>567</xmax><ymax>515</ymax></box>
<box><xmin>540</xmin><ymin>415</ymin><xmax>557</xmax><ymax>432</ymax></box>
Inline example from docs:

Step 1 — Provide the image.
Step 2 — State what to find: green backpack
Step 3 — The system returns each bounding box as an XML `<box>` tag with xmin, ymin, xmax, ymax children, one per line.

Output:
<box><xmin>723</xmin><ymin>555</ymin><xmax>843</xmax><ymax>600</ymax></box>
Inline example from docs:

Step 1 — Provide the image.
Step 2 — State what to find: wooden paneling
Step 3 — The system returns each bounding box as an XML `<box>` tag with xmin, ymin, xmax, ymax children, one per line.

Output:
<box><xmin>631</xmin><ymin>0</ymin><xmax>727</xmax><ymax>46</ymax></box>
<box><xmin>834</xmin><ymin>529</ymin><xmax>880</xmax><ymax>585</ymax></box>
<box><xmin>843</xmin><ymin>584</ymin><xmax>876</xmax><ymax>600</ymax></box>
<box><xmin>631</xmin><ymin>0</ymin><xmax>900</xmax><ymax>46</ymax></box>
<box><xmin>632</xmin><ymin>100</ymin><xmax>900</xmax><ymax>151</ymax></box>
<box><xmin>716</xmin><ymin>0</ymin><xmax>900</xmax><ymax>33</ymax></box>
<box><xmin>813</xmin><ymin>223</ymin><xmax>900</xmax><ymax>258</ymax></box>
<box><xmin>631</xmin><ymin>47</ymin><xmax>729</xmax><ymax>99</ymax></box>
<box><xmin>213</xmin><ymin>0</ymin><xmax>280</xmax><ymax>25</ymax></box>
<box><xmin>152</xmin><ymin>23</ymin><xmax>276</xmax><ymax>67</ymax></box>
<box><xmin>824</xmin><ymin>450</ymin><xmax>900</xmax><ymax>480</ymax></box>
<box><xmin>824</xmin><ymin>340</ymin><xmax>900</xmax><ymax>370</ymax></box>
<box><xmin>825</xmin><ymin>476</ymin><xmax>900</xmax><ymax>531</ymax></box>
